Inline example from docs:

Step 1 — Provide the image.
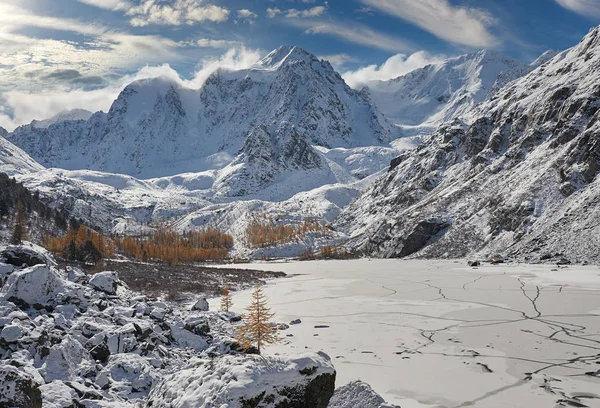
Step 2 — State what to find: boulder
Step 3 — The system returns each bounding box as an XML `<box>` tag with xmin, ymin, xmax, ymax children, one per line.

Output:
<box><xmin>290</xmin><ymin>319</ymin><xmax>302</xmax><ymax>325</ymax></box>
<box><xmin>191</xmin><ymin>297</ymin><xmax>209</xmax><ymax>312</ymax></box>
<box><xmin>0</xmin><ymin>244</ymin><xmax>55</xmax><ymax>268</ymax></box>
<box><xmin>147</xmin><ymin>352</ymin><xmax>336</xmax><ymax>408</ymax></box>
<box><xmin>0</xmin><ymin>363</ymin><xmax>43</xmax><ymax>408</ymax></box>
<box><xmin>41</xmin><ymin>336</ymin><xmax>95</xmax><ymax>382</ymax></box>
<box><xmin>0</xmin><ymin>323</ymin><xmax>23</xmax><ymax>343</ymax></box>
<box><xmin>467</xmin><ymin>260</ymin><xmax>480</xmax><ymax>267</ymax></box>
<box><xmin>0</xmin><ymin>265</ymin><xmax>70</xmax><ymax>306</ymax></box>
<box><xmin>489</xmin><ymin>254</ymin><xmax>505</xmax><ymax>264</ymax></box>
<box><xmin>328</xmin><ymin>381</ymin><xmax>401</xmax><ymax>408</ymax></box>
<box><xmin>88</xmin><ymin>272</ymin><xmax>119</xmax><ymax>295</ymax></box>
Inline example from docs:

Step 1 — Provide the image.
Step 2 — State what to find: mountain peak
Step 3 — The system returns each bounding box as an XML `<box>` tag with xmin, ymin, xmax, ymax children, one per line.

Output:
<box><xmin>256</xmin><ymin>46</ymin><xmax>317</xmax><ymax>69</ymax></box>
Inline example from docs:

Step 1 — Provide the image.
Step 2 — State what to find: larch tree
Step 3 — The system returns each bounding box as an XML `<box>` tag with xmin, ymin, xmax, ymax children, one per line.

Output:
<box><xmin>10</xmin><ymin>201</ymin><xmax>27</xmax><ymax>245</ymax></box>
<box><xmin>221</xmin><ymin>286</ymin><xmax>233</xmax><ymax>312</ymax></box>
<box><xmin>236</xmin><ymin>285</ymin><xmax>279</xmax><ymax>354</ymax></box>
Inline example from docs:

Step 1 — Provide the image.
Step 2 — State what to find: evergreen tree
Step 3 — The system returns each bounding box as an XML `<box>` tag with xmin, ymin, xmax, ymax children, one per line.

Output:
<box><xmin>10</xmin><ymin>201</ymin><xmax>26</xmax><ymax>245</ymax></box>
<box><xmin>236</xmin><ymin>285</ymin><xmax>279</xmax><ymax>354</ymax></box>
<box><xmin>220</xmin><ymin>286</ymin><xmax>233</xmax><ymax>312</ymax></box>
<box><xmin>67</xmin><ymin>239</ymin><xmax>79</xmax><ymax>261</ymax></box>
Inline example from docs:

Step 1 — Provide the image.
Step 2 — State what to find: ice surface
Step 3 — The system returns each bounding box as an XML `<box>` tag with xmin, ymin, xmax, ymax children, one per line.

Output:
<box><xmin>213</xmin><ymin>259</ymin><xmax>600</xmax><ymax>408</ymax></box>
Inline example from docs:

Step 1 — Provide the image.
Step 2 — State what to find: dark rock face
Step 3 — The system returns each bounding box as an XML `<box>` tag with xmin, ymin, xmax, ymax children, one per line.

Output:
<box><xmin>397</xmin><ymin>218</ymin><xmax>449</xmax><ymax>258</ymax></box>
<box><xmin>0</xmin><ymin>364</ymin><xmax>43</xmax><ymax>408</ymax></box>
<box><xmin>1</xmin><ymin>246</ymin><xmax>49</xmax><ymax>268</ymax></box>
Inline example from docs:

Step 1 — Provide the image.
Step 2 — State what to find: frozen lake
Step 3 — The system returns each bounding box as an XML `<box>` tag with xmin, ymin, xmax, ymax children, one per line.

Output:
<box><xmin>212</xmin><ymin>259</ymin><xmax>600</xmax><ymax>407</ymax></box>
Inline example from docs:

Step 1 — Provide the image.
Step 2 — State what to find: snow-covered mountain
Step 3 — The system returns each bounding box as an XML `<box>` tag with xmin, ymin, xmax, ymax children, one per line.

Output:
<box><xmin>337</xmin><ymin>26</ymin><xmax>600</xmax><ymax>263</ymax></box>
<box><xmin>6</xmin><ymin>46</ymin><xmax>399</xmax><ymax>179</ymax></box>
<box><xmin>363</xmin><ymin>50</ymin><xmax>530</xmax><ymax>127</ymax></box>
<box><xmin>29</xmin><ymin>109</ymin><xmax>93</xmax><ymax>129</ymax></box>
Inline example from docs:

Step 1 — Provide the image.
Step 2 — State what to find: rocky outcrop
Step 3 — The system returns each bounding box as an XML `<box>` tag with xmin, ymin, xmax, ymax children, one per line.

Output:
<box><xmin>147</xmin><ymin>352</ymin><xmax>336</xmax><ymax>408</ymax></box>
<box><xmin>328</xmin><ymin>381</ymin><xmax>400</xmax><ymax>408</ymax></box>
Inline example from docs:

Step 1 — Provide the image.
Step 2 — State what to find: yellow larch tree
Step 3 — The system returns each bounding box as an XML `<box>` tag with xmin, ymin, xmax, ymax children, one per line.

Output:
<box><xmin>236</xmin><ymin>285</ymin><xmax>279</xmax><ymax>354</ymax></box>
<box><xmin>221</xmin><ymin>286</ymin><xmax>234</xmax><ymax>312</ymax></box>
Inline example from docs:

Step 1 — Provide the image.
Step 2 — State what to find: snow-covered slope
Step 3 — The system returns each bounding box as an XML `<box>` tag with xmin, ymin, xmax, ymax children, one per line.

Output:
<box><xmin>363</xmin><ymin>50</ymin><xmax>530</xmax><ymax>127</ymax></box>
<box><xmin>337</xmin><ymin>26</ymin><xmax>600</xmax><ymax>263</ymax></box>
<box><xmin>0</xmin><ymin>136</ymin><xmax>44</xmax><ymax>176</ymax></box>
<box><xmin>7</xmin><ymin>46</ymin><xmax>399</xmax><ymax>179</ymax></box>
<box><xmin>30</xmin><ymin>109</ymin><xmax>93</xmax><ymax>129</ymax></box>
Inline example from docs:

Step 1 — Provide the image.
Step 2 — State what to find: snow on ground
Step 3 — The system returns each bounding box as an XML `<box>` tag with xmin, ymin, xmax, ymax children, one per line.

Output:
<box><xmin>212</xmin><ymin>259</ymin><xmax>600</xmax><ymax>408</ymax></box>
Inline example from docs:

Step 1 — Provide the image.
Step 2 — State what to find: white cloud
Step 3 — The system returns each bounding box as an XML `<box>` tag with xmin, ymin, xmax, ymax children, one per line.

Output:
<box><xmin>267</xmin><ymin>7</ymin><xmax>282</xmax><ymax>18</ymax></box>
<box><xmin>286</xmin><ymin>6</ymin><xmax>326</xmax><ymax>18</ymax></box>
<box><xmin>0</xmin><ymin>47</ymin><xmax>261</xmax><ymax>130</ymax></box>
<box><xmin>126</xmin><ymin>0</ymin><xmax>230</xmax><ymax>26</ymax></box>
<box><xmin>77</xmin><ymin>0</ymin><xmax>132</xmax><ymax>11</ymax></box>
<box><xmin>318</xmin><ymin>53</ymin><xmax>358</xmax><ymax>69</ymax></box>
<box><xmin>555</xmin><ymin>0</ymin><xmax>600</xmax><ymax>17</ymax></box>
<box><xmin>360</xmin><ymin>0</ymin><xmax>499</xmax><ymax>47</ymax></box>
<box><xmin>295</xmin><ymin>19</ymin><xmax>413</xmax><ymax>52</ymax></box>
<box><xmin>194</xmin><ymin>38</ymin><xmax>242</xmax><ymax>48</ymax></box>
<box><xmin>342</xmin><ymin>51</ymin><xmax>447</xmax><ymax>88</ymax></box>
<box><xmin>237</xmin><ymin>9</ymin><xmax>258</xmax><ymax>22</ymax></box>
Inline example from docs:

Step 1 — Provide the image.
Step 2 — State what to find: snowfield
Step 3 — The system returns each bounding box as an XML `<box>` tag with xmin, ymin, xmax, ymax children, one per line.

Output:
<box><xmin>213</xmin><ymin>259</ymin><xmax>600</xmax><ymax>408</ymax></box>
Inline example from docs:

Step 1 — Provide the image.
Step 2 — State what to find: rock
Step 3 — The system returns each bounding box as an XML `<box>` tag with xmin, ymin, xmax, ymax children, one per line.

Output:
<box><xmin>0</xmin><ymin>263</ymin><xmax>14</xmax><ymax>285</ymax></box>
<box><xmin>290</xmin><ymin>319</ymin><xmax>302</xmax><ymax>325</ymax></box>
<box><xmin>0</xmin><ymin>363</ymin><xmax>43</xmax><ymax>408</ymax></box>
<box><xmin>191</xmin><ymin>297</ymin><xmax>209</xmax><ymax>312</ymax></box>
<box><xmin>147</xmin><ymin>352</ymin><xmax>336</xmax><ymax>408</ymax></box>
<box><xmin>556</xmin><ymin>258</ymin><xmax>571</xmax><ymax>265</ymax></box>
<box><xmin>41</xmin><ymin>336</ymin><xmax>95</xmax><ymax>382</ymax></box>
<box><xmin>489</xmin><ymin>254</ymin><xmax>505</xmax><ymax>264</ymax></box>
<box><xmin>0</xmin><ymin>324</ymin><xmax>23</xmax><ymax>342</ymax></box>
<box><xmin>467</xmin><ymin>260</ymin><xmax>480</xmax><ymax>267</ymax></box>
<box><xmin>0</xmin><ymin>244</ymin><xmax>55</xmax><ymax>268</ymax></box>
<box><xmin>328</xmin><ymin>380</ymin><xmax>401</xmax><ymax>408</ymax></box>
<box><xmin>39</xmin><ymin>380</ymin><xmax>78</xmax><ymax>408</ymax></box>
<box><xmin>88</xmin><ymin>272</ymin><xmax>119</xmax><ymax>295</ymax></box>
<box><xmin>0</xmin><ymin>265</ymin><xmax>79</xmax><ymax>307</ymax></box>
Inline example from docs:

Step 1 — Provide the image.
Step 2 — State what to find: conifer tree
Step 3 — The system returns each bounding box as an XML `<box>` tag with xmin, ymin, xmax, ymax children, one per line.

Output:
<box><xmin>220</xmin><ymin>286</ymin><xmax>233</xmax><ymax>312</ymax></box>
<box><xmin>10</xmin><ymin>201</ymin><xmax>26</xmax><ymax>245</ymax></box>
<box><xmin>236</xmin><ymin>285</ymin><xmax>279</xmax><ymax>354</ymax></box>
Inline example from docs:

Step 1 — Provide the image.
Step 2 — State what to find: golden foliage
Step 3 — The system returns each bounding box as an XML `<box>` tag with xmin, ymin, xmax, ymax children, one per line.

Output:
<box><xmin>220</xmin><ymin>286</ymin><xmax>233</xmax><ymax>312</ymax></box>
<box><xmin>44</xmin><ymin>225</ymin><xmax>114</xmax><ymax>259</ymax></box>
<box><xmin>245</xmin><ymin>215</ymin><xmax>327</xmax><ymax>249</ymax></box>
<box><xmin>114</xmin><ymin>227</ymin><xmax>234</xmax><ymax>265</ymax></box>
<box><xmin>236</xmin><ymin>285</ymin><xmax>279</xmax><ymax>354</ymax></box>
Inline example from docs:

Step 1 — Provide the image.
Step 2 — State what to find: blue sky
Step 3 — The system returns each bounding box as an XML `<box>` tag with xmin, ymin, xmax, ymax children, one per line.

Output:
<box><xmin>1</xmin><ymin>0</ymin><xmax>599</xmax><ymax>129</ymax></box>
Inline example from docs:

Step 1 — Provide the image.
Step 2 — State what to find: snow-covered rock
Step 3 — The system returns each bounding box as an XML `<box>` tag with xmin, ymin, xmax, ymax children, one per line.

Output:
<box><xmin>41</xmin><ymin>335</ymin><xmax>96</xmax><ymax>381</ymax></box>
<box><xmin>0</xmin><ymin>265</ymin><xmax>77</xmax><ymax>306</ymax></box>
<box><xmin>338</xmin><ymin>25</ymin><xmax>600</xmax><ymax>263</ymax></box>
<box><xmin>1</xmin><ymin>243</ymin><xmax>56</xmax><ymax>268</ymax></box>
<box><xmin>147</xmin><ymin>352</ymin><xmax>336</xmax><ymax>408</ymax></box>
<box><xmin>88</xmin><ymin>271</ymin><xmax>119</xmax><ymax>295</ymax></box>
<box><xmin>328</xmin><ymin>381</ymin><xmax>400</xmax><ymax>408</ymax></box>
<box><xmin>191</xmin><ymin>297</ymin><xmax>209</xmax><ymax>312</ymax></box>
<box><xmin>0</xmin><ymin>363</ymin><xmax>43</xmax><ymax>408</ymax></box>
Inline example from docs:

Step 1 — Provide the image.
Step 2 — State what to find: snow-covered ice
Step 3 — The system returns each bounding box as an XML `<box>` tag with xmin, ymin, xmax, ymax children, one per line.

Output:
<box><xmin>213</xmin><ymin>259</ymin><xmax>600</xmax><ymax>408</ymax></box>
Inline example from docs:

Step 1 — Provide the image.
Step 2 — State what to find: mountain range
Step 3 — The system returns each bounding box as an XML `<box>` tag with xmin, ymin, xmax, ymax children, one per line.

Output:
<box><xmin>1</xmin><ymin>29</ymin><xmax>599</xmax><ymax>261</ymax></box>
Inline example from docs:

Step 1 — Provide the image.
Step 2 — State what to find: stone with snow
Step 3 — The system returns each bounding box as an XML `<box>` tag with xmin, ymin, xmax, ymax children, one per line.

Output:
<box><xmin>0</xmin><ymin>363</ymin><xmax>43</xmax><ymax>408</ymax></box>
<box><xmin>191</xmin><ymin>297</ymin><xmax>209</xmax><ymax>311</ymax></box>
<box><xmin>0</xmin><ymin>243</ymin><xmax>56</xmax><ymax>268</ymax></box>
<box><xmin>41</xmin><ymin>335</ymin><xmax>95</xmax><ymax>382</ymax></box>
<box><xmin>88</xmin><ymin>272</ymin><xmax>119</xmax><ymax>295</ymax></box>
<box><xmin>147</xmin><ymin>352</ymin><xmax>336</xmax><ymax>408</ymax></box>
<box><xmin>328</xmin><ymin>381</ymin><xmax>400</xmax><ymax>408</ymax></box>
<box><xmin>0</xmin><ymin>323</ymin><xmax>23</xmax><ymax>342</ymax></box>
<box><xmin>0</xmin><ymin>265</ymin><xmax>73</xmax><ymax>306</ymax></box>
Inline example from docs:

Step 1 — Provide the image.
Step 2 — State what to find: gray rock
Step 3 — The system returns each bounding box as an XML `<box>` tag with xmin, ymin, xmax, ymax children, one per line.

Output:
<box><xmin>191</xmin><ymin>297</ymin><xmax>209</xmax><ymax>312</ymax></box>
<box><xmin>0</xmin><ymin>363</ymin><xmax>42</xmax><ymax>408</ymax></box>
